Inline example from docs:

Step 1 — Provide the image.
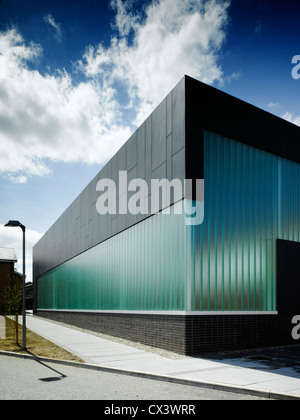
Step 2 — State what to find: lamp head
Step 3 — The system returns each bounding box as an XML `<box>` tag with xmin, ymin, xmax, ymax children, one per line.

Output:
<box><xmin>5</xmin><ymin>220</ymin><xmax>20</xmax><ymax>227</ymax></box>
<box><xmin>5</xmin><ymin>220</ymin><xmax>25</xmax><ymax>231</ymax></box>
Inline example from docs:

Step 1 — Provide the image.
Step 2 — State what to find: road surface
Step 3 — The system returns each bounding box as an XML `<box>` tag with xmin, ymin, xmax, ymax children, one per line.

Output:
<box><xmin>0</xmin><ymin>355</ymin><xmax>269</xmax><ymax>401</ymax></box>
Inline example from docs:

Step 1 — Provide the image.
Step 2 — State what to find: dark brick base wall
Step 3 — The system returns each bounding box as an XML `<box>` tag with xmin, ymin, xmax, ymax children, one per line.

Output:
<box><xmin>37</xmin><ymin>311</ymin><xmax>187</xmax><ymax>354</ymax></box>
<box><xmin>185</xmin><ymin>315</ymin><xmax>294</xmax><ymax>355</ymax></box>
<box><xmin>37</xmin><ymin>311</ymin><xmax>296</xmax><ymax>356</ymax></box>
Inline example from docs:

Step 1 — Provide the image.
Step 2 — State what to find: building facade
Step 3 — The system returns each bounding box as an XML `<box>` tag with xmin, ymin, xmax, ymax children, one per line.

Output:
<box><xmin>0</xmin><ymin>247</ymin><xmax>18</xmax><ymax>314</ymax></box>
<box><xmin>33</xmin><ymin>76</ymin><xmax>300</xmax><ymax>355</ymax></box>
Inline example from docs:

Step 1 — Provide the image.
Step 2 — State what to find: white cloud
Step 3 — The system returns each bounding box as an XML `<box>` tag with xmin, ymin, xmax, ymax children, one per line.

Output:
<box><xmin>81</xmin><ymin>0</ymin><xmax>230</xmax><ymax>126</ymax></box>
<box><xmin>44</xmin><ymin>14</ymin><xmax>63</xmax><ymax>42</ymax></box>
<box><xmin>0</xmin><ymin>29</ymin><xmax>131</xmax><ymax>182</ymax></box>
<box><xmin>221</xmin><ymin>71</ymin><xmax>240</xmax><ymax>86</ymax></box>
<box><xmin>267</xmin><ymin>101</ymin><xmax>280</xmax><ymax>109</ymax></box>
<box><xmin>0</xmin><ymin>224</ymin><xmax>43</xmax><ymax>282</ymax></box>
<box><xmin>0</xmin><ymin>0</ymin><xmax>230</xmax><ymax>182</ymax></box>
<box><xmin>0</xmin><ymin>55</ymin><xmax>7</xmax><ymax>79</ymax></box>
<box><xmin>282</xmin><ymin>112</ymin><xmax>300</xmax><ymax>127</ymax></box>
<box><xmin>110</xmin><ymin>0</ymin><xmax>139</xmax><ymax>37</ymax></box>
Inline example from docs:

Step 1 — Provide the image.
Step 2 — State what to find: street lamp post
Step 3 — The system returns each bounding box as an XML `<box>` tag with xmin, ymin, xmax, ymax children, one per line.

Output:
<box><xmin>5</xmin><ymin>220</ymin><xmax>26</xmax><ymax>350</ymax></box>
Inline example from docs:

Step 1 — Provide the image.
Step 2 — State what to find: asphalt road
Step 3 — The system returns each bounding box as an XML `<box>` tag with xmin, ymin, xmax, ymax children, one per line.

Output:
<box><xmin>0</xmin><ymin>355</ymin><xmax>269</xmax><ymax>401</ymax></box>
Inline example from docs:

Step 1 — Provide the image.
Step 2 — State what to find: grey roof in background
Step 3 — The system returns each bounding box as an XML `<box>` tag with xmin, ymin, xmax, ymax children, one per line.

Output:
<box><xmin>0</xmin><ymin>247</ymin><xmax>17</xmax><ymax>262</ymax></box>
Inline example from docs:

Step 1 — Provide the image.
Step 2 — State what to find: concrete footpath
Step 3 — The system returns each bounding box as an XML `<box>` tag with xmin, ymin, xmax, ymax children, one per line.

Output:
<box><xmin>8</xmin><ymin>314</ymin><xmax>300</xmax><ymax>400</ymax></box>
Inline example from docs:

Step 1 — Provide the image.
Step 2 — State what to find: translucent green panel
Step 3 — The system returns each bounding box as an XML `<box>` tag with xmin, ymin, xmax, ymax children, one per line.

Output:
<box><xmin>38</xmin><ymin>131</ymin><xmax>300</xmax><ymax>313</ymax></box>
<box><xmin>38</xmin><ymin>201</ymin><xmax>190</xmax><ymax>311</ymax></box>
<box><xmin>189</xmin><ymin>131</ymin><xmax>300</xmax><ymax>312</ymax></box>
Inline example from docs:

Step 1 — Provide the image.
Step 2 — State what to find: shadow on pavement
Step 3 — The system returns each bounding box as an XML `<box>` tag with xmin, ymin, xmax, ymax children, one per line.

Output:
<box><xmin>25</xmin><ymin>348</ymin><xmax>67</xmax><ymax>382</ymax></box>
<box><xmin>202</xmin><ymin>344</ymin><xmax>300</xmax><ymax>379</ymax></box>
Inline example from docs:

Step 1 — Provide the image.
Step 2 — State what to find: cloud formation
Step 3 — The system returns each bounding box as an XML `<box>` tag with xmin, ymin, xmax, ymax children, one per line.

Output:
<box><xmin>0</xmin><ymin>29</ymin><xmax>131</xmax><ymax>182</ymax></box>
<box><xmin>44</xmin><ymin>14</ymin><xmax>63</xmax><ymax>42</ymax></box>
<box><xmin>0</xmin><ymin>0</ymin><xmax>230</xmax><ymax>182</ymax></box>
<box><xmin>81</xmin><ymin>0</ymin><xmax>230</xmax><ymax>125</ymax></box>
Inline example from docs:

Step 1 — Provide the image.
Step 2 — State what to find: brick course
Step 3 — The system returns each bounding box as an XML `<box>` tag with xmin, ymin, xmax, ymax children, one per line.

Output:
<box><xmin>37</xmin><ymin>311</ymin><xmax>295</xmax><ymax>356</ymax></box>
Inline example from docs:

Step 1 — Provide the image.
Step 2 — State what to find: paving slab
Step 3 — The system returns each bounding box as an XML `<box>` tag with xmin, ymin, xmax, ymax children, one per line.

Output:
<box><xmin>21</xmin><ymin>315</ymin><xmax>300</xmax><ymax>399</ymax></box>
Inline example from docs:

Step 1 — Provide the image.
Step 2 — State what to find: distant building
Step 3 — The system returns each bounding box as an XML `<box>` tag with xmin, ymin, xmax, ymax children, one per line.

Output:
<box><xmin>0</xmin><ymin>247</ymin><xmax>18</xmax><ymax>313</ymax></box>
<box><xmin>0</xmin><ymin>247</ymin><xmax>17</xmax><ymax>286</ymax></box>
<box><xmin>25</xmin><ymin>282</ymin><xmax>33</xmax><ymax>310</ymax></box>
<box><xmin>33</xmin><ymin>76</ymin><xmax>300</xmax><ymax>355</ymax></box>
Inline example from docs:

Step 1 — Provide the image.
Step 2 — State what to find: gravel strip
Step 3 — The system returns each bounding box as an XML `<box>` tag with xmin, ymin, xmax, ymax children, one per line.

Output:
<box><xmin>32</xmin><ymin>315</ymin><xmax>189</xmax><ymax>360</ymax></box>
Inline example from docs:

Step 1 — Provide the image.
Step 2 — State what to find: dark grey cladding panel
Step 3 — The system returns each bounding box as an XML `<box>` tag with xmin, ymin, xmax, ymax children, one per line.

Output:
<box><xmin>137</xmin><ymin>125</ymin><xmax>146</xmax><ymax>179</ymax></box>
<box><xmin>33</xmin><ymin>76</ymin><xmax>186</xmax><ymax>280</ymax></box>
<box><xmin>151</xmin><ymin>98</ymin><xmax>167</xmax><ymax>171</ymax></box>
<box><xmin>117</xmin><ymin>143</ymin><xmax>127</xmax><ymax>171</ymax></box>
<box><xmin>184</xmin><ymin>74</ymin><xmax>300</xmax><ymax>182</ymax></box>
<box><xmin>172</xmin><ymin>76</ymin><xmax>185</xmax><ymax>154</ymax></box>
<box><xmin>127</xmin><ymin>131</ymin><xmax>138</xmax><ymax>171</ymax></box>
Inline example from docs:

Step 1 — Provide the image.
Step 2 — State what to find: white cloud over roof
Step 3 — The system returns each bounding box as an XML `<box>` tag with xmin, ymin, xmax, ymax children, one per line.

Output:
<box><xmin>0</xmin><ymin>0</ymin><xmax>230</xmax><ymax>182</ymax></box>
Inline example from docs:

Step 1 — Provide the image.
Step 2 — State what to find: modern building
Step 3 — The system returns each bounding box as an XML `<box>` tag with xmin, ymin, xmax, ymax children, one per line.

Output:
<box><xmin>33</xmin><ymin>75</ymin><xmax>300</xmax><ymax>355</ymax></box>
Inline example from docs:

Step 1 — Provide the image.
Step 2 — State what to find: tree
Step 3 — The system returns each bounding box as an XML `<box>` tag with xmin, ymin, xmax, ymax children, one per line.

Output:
<box><xmin>0</xmin><ymin>272</ymin><xmax>23</xmax><ymax>344</ymax></box>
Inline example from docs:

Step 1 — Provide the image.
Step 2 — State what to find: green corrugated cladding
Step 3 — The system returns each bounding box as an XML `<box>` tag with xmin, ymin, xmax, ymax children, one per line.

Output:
<box><xmin>38</xmin><ymin>200</ymin><xmax>190</xmax><ymax>311</ymax></box>
<box><xmin>38</xmin><ymin>131</ymin><xmax>300</xmax><ymax>312</ymax></box>
<box><xmin>194</xmin><ymin>131</ymin><xmax>300</xmax><ymax>311</ymax></box>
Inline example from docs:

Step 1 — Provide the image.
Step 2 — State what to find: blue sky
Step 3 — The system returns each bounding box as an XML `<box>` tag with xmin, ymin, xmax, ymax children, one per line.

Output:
<box><xmin>0</xmin><ymin>0</ymin><xmax>300</xmax><ymax>279</ymax></box>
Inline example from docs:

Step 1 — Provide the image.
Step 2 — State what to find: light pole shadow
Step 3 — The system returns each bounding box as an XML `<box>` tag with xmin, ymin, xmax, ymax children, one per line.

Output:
<box><xmin>25</xmin><ymin>348</ymin><xmax>67</xmax><ymax>382</ymax></box>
